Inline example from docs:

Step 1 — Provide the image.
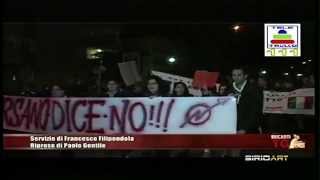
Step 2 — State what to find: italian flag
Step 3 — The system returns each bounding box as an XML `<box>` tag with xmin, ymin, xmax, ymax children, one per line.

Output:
<box><xmin>288</xmin><ymin>96</ymin><xmax>314</xmax><ymax>109</ymax></box>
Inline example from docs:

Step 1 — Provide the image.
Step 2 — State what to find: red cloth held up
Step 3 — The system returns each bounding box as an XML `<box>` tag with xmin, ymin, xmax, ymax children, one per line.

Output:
<box><xmin>192</xmin><ymin>71</ymin><xmax>219</xmax><ymax>89</ymax></box>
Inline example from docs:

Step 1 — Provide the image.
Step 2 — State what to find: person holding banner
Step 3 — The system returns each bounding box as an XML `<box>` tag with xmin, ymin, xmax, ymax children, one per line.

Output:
<box><xmin>171</xmin><ymin>82</ymin><xmax>193</xmax><ymax>97</ymax></box>
<box><xmin>228</xmin><ymin>66</ymin><xmax>263</xmax><ymax>134</ymax></box>
<box><xmin>201</xmin><ymin>87</ymin><xmax>215</xmax><ymax>97</ymax></box>
<box><xmin>218</xmin><ymin>85</ymin><xmax>228</xmax><ymax>96</ymax></box>
<box><xmin>169</xmin><ymin>82</ymin><xmax>194</xmax><ymax>157</ymax></box>
<box><xmin>128</xmin><ymin>81</ymin><xmax>145</xmax><ymax>97</ymax></box>
<box><xmin>126</xmin><ymin>76</ymin><xmax>170</xmax><ymax>157</ymax></box>
<box><xmin>102</xmin><ymin>80</ymin><xmax>125</xmax><ymax>97</ymax></box>
<box><xmin>51</xmin><ymin>85</ymin><xmax>67</xmax><ymax>97</ymax></box>
<box><xmin>146</xmin><ymin>76</ymin><xmax>171</xmax><ymax>157</ymax></box>
<box><xmin>144</xmin><ymin>75</ymin><xmax>169</xmax><ymax>97</ymax></box>
<box><xmin>223</xmin><ymin>66</ymin><xmax>263</xmax><ymax>158</ymax></box>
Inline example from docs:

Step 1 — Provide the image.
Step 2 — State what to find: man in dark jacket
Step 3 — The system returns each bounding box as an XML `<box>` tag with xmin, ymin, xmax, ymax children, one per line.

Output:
<box><xmin>228</xmin><ymin>66</ymin><xmax>263</xmax><ymax>134</ymax></box>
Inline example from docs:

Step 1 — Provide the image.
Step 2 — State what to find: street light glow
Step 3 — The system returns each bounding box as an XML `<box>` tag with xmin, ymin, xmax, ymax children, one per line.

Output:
<box><xmin>96</xmin><ymin>49</ymin><xmax>103</xmax><ymax>53</ymax></box>
<box><xmin>296</xmin><ymin>73</ymin><xmax>303</xmax><ymax>77</ymax></box>
<box><xmin>168</xmin><ymin>57</ymin><xmax>176</xmax><ymax>63</ymax></box>
<box><xmin>302</xmin><ymin>61</ymin><xmax>306</xmax><ymax>65</ymax></box>
<box><xmin>233</xmin><ymin>25</ymin><xmax>240</xmax><ymax>31</ymax></box>
<box><xmin>284</xmin><ymin>73</ymin><xmax>289</xmax><ymax>76</ymax></box>
<box><xmin>261</xmin><ymin>70</ymin><xmax>267</xmax><ymax>74</ymax></box>
<box><xmin>308</xmin><ymin>59</ymin><xmax>312</xmax><ymax>62</ymax></box>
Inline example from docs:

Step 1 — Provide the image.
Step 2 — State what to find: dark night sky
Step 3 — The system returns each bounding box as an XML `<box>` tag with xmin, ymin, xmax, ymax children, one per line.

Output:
<box><xmin>124</xmin><ymin>23</ymin><xmax>315</xmax><ymax>77</ymax></box>
<box><xmin>42</xmin><ymin>23</ymin><xmax>316</xmax><ymax>73</ymax></box>
<box><xmin>2</xmin><ymin>0</ymin><xmax>317</xmax><ymax>87</ymax></box>
<box><xmin>3</xmin><ymin>22</ymin><xmax>316</xmax><ymax>84</ymax></box>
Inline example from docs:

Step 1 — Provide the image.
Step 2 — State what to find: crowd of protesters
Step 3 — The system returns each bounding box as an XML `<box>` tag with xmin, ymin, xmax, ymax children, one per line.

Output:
<box><xmin>6</xmin><ymin>68</ymin><xmax>315</xmax><ymax>158</ymax></box>
<box><xmin>15</xmin><ymin>70</ymin><xmax>315</xmax><ymax>134</ymax></box>
<box><xmin>17</xmin><ymin>74</ymin><xmax>315</xmax><ymax>98</ymax></box>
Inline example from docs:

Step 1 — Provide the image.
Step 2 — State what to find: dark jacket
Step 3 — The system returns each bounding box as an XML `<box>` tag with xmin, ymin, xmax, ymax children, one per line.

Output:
<box><xmin>229</xmin><ymin>83</ymin><xmax>263</xmax><ymax>133</ymax></box>
<box><xmin>69</xmin><ymin>84</ymin><xmax>88</xmax><ymax>97</ymax></box>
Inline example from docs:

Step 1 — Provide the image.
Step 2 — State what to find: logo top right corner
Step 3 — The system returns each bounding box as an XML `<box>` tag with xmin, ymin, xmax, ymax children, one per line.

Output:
<box><xmin>264</xmin><ymin>23</ymin><xmax>301</xmax><ymax>57</ymax></box>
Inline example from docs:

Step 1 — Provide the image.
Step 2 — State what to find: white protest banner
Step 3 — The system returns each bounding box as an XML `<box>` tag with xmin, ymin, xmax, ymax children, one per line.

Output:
<box><xmin>118</xmin><ymin>61</ymin><xmax>142</xmax><ymax>86</ymax></box>
<box><xmin>263</xmin><ymin>91</ymin><xmax>288</xmax><ymax>114</ymax></box>
<box><xmin>151</xmin><ymin>70</ymin><xmax>202</xmax><ymax>96</ymax></box>
<box><xmin>263</xmin><ymin>88</ymin><xmax>314</xmax><ymax>115</ymax></box>
<box><xmin>3</xmin><ymin>96</ymin><xmax>237</xmax><ymax>134</ymax></box>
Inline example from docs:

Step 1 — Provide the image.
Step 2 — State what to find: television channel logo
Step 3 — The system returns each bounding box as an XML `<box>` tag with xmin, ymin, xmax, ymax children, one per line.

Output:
<box><xmin>265</xmin><ymin>24</ymin><xmax>300</xmax><ymax>57</ymax></box>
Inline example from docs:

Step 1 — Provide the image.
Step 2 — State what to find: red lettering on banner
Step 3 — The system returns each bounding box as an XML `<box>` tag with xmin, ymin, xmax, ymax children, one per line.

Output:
<box><xmin>156</xmin><ymin>101</ymin><xmax>164</xmax><ymax>128</ymax></box>
<box><xmin>21</xmin><ymin>99</ymin><xmax>32</xmax><ymax>130</ymax></box>
<box><xmin>28</xmin><ymin>100</ymin><xmax>40</xmax><ymax>130</ymax></box>
<box><xmin>24</xmin><ymin>99</ymin><xmax>51</xmax><ymax>131</ymax></box>
<box><xmin>51</xmin><ymin>100</ymin><xmax>65</xmax><ymax>130</ymax></box>
<box><xmin>110</xmin><ymin>100</ymin><xmax>130</xmax><ymax>133</ymax></box>
<box><xmin>13</xmin><ymin>98</ymin><xmax>26</xmax><ymax>127</ymax></box>
<box><xmin>85</xmin><ymin>100</ymin><xmax>106</xmax><ymax>134</ymax></box>
<box><xmin>71</xmin><ymin>100</ymin><xmax>87</xmax><ymax>132</ymax></box>
<box><xmin>149</xmin><ymin>105</ymin><xmax>155</xmax><ymax>125</ymax></box>
<box><xmin>128</xmin><ymin>102</ymin><xmax>147</xmax><ymax>132</ymax></box>
<box><xmin>39</xmin><ymin>99</ymin><xmax>50</xmax><ymax>131</ymax></box>
<box><xmin>162</xmin><ymin>99</ymin><xmax>175</xmax><ymax>132</ymax></box>
<box><xmin>65</xmin><ymin>99</ymin><xmax>72</xmax><ymax>132</ymax></box>
<box><xmin>3</xmin><ymin>97</ymin><xmax>14</xmax><ymax>126</ymax></box>
<box><xmin>3</xmin><ymin>96</ymin><xmax>235</xmax><ymax>134</ymax></box>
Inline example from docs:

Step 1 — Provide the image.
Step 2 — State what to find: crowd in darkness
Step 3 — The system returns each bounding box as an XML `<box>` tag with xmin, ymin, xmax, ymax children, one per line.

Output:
<box><xmin>17</xmin><ymin>71</ymin><xmax>315</xmax><ymax>99</ymax></box>
<box><xmin>15</xmin><ymin>67</ymin><xmax>315</xmax><ymax>134</ymax></box>
<box><xmin>5</xmin><ymin>66</ymin><xmax>315</xmax><ymax>158</ymax></box>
